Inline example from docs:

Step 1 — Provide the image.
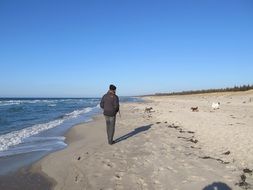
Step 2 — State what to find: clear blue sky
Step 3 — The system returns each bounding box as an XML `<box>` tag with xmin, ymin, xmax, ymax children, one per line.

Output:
<box><xmin>0</xmin><ymin>0</ymin><xmax>252</xmax><ymax>97</ymax></box>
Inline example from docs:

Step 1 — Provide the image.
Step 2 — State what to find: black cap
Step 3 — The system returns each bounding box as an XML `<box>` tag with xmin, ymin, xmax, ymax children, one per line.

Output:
<box><xmin>109</xmin><ymin>84</ymin><xmax>117</xmax><ymax>91</ymax></box>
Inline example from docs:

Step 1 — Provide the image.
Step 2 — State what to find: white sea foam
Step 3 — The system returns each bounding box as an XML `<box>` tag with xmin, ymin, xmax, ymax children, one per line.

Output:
<box><xmin>0</xmin><ymin>106</ymin><xmax>95</xmax><ymax>152</ymax></box>
<box><xmin>0</xmin><ymin>119</ymin><xmax>64</xmax><ymax>151</ymax></box>
<box><xmin>64</xmin><ymin>107</ymin><xmax>93</xmax><ymax>119</ymax></box>
<box><xmin>48</xmin><ymin>104</ymin><xmax>57</xmax><ymax>107</ymax></box>
<box><xmin>0</xmin><ymin>99</ymin><xmax>58</xmax><ymax>106</ymax></box>
<box><xmin>0</xmin><ymin>100</ymin><xmax>22</xmax><ymax>106</ymax></box>
<box><xmin>0</xmin><ymin>99</ymin><xmax>100</xmax><ymax>106</ymax></box>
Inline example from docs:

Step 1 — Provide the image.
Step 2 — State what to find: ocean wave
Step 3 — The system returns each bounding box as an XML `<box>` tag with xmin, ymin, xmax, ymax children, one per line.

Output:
<box><xmin>0</xmin><ymin>119</ymin><xmax>64</xmax><ymax>151</ymax></box>
<box><xmin>64</xmin><ymin>107</ymin><xmax>93</xmax><ymax>119</ymax></box>
<box><xmin>0</xmin><ymin>106</ymin><xmax>95</xmax><ymax>152</ymax></box>
<box><xmin>48</xmin><ymin>104</ymin><xmax>57</xmax><ymax>107</ymax></box>
<box><xmin>0</xmin><ymin>100</ymin><xmax>56</xmax><ymax>106</ymax></box>
<box><xmin>0</xmin><ymin>98</ymin><xmax>100</xmax><ymax>107</ymax></box>
<box><xmin>0</xmin><ymin>101</ymin><xmax>22</xmax><ymax>106</ymax></box>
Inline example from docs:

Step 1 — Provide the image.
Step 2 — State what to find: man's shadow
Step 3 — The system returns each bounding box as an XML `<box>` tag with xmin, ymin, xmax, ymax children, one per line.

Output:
<box><xmin>114</xmin><ymin>124</ymin><xmax>153</xmax><ymax>144</ymax></box>
<box><xmin>202</xmin><ymin>182</ymin><xmax>232</xmax><ymax>190</ymax></box>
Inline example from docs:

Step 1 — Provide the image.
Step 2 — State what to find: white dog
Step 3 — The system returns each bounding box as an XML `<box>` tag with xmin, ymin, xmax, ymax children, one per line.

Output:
<box><xmin>212</xmin><ymin>102</ymin><xmax>220</xmax><ymax>110</ymax></box>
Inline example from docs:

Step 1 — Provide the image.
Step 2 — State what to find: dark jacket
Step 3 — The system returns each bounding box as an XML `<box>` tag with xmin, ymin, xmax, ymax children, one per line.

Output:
<box><xmin>100</xmin><ymin>91</ymin><xmax>119</xmax><ymax>117</ymax></box>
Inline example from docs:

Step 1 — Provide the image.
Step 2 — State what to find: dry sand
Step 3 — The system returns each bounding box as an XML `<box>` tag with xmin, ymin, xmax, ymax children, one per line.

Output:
<box><xmin>35</xmin><ymin>90</ymin><xmax>253</xmax><ymax>190</ymax></box>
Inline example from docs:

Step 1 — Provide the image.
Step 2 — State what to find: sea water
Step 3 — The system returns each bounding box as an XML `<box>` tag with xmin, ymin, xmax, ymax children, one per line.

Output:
<box><xmin>0</xmin><ymin>97</ymin><xmax>140</xmax><ymax>174</ymax></box>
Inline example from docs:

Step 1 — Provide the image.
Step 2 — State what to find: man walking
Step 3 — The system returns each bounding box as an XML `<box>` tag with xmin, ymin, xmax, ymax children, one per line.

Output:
<box><xmin>100</xmin><ymin>84</ymin><xmax>120</xmax><ymax>145</ymax></box>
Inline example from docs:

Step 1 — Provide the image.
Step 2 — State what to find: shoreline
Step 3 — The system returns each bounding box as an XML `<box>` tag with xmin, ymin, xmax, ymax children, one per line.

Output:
<box><xmin>2</xmin><ymin>91</ymin><xmax>253</xmax><ymax>189</ymax></box>
<box><xmin>0</xmin><ymin>97</ymin><xmax>103</xmax><ymax>176</ymax></box>
<box><xmin>0</xmin><ymin>115</ymin><xmax>103</xmax><ymax>190</ymax></box>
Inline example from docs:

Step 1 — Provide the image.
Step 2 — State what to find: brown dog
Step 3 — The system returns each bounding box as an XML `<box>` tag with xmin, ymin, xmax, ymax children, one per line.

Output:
<box><xmin>145</xmin><ymin>107</ymin><xmax>153</xmax><ymax>113</ymax></box>
<box><xmin>191</xmin><ymin>107</ymin><xmax>199</xmax><ymax>112</ymax></box>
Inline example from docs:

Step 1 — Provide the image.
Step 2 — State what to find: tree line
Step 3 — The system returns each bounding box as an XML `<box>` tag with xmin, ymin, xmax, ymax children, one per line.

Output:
<box><xmin>153</xmin><ymin>84</ymin><xmax>253</xmax><ymax>96</ymax></box>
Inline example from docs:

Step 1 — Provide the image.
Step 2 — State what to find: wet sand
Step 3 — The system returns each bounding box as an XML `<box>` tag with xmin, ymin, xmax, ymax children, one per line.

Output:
<box><xmin>0</xmin><ymin>165</ymin><xmax>55</xmax><ymax>190</ymax></box>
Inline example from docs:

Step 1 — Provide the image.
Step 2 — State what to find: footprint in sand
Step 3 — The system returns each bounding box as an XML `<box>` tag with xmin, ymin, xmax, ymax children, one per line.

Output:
<box><xmin>119</xmin><ymin>159</ymin><xmax>127</xmax><ymax>164</ymax></box>
<box><xmin>182</xmin><ymin>162</ymin><xmax>194</xmax><ymax>169</ymax></box>
<box><xmin>187</xmin><ymin>175</ymin><xmax>207</xmax><ymax>182</ymax></box>
<box><xmin>74</xmin><ymin>172</ymin><xmax>84</xmax><ymax>183</ymax></box>
<box><xmin>143</xmin><ymin>159</ymin><xmax>152</xmax><ymax>166</ymax></box>
<box><xmin>166</xmin><ymin>166</ymin><xmax>178</xmax><ymax>173</ymax></box>
<box><xmin>74</xmin><ymin>151</ymin><xmax>90</xmax><ymax>162</ymax></box>
<box><xmin>93</xmin><ymin>173</ymin><xmax>102</xmax><ymax>178</ymax></box>
<box><xmin>102</xmin><ymin>159</ymin><xmax>115</xmax><ymax>169</ymax></box>
<box><xmin>137</xmin><ymin>178</ymin><xmax>148</xmax><ymax>189</ymax></box>
<box><xmin>152</xmin><ymin>179</ymin><xmax>163</xmax><ymax>190</ymax></box>
<box><xmin>115</xmin><ymin>184</ymin><xmax>124</xmax><ymax>190</ymax></box>
<box><xmin>75</xmin><ymin>174</ymin><xmax>80</xmax><ymax>183</ymax></box>
<box><xmin>158</xmin><ymin>167</ymin><xmax>166</xmax><ymax>172</ymax></box>
<box><xmin>73</xmin><ymin>155</ymin><xmax>82</xmax><ymax>162</ymax></box>
<box><xmin>114</xmin><ymin>171</ymin><xmax>124</xmax><ymax>180</ymax></box>
<box><xmin>110</xmin><ymin>173</ymin><xmax>124</xmax><ymax>189</ymax></box>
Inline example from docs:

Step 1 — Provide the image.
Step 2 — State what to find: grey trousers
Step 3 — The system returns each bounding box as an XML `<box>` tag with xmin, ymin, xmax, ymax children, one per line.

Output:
<box><xmin>104</xmin><ymin>116</ymin><xmax>116</xmax><ymax>144</ymax></box>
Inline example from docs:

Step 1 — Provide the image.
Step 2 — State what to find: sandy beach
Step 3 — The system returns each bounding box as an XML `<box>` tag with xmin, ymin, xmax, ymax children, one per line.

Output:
<box><xmin>2</xmin><ymin>1</ymin><xmax>252</xmax><ymax>189</ymax></box>
<box><xmin>27</xmin><ymin>90</ymin><xmax>253</xmax><ymax>190</ymax></box>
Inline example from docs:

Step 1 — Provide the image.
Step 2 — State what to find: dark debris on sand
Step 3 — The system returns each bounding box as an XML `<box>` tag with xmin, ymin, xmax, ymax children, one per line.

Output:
<box><xmin>222</xmin><ymin>151</ymin><xmax>231</xmax><ymax>155</ymax></box>
<box><xmin>236</xmin><ymin>174</ymin><xmax>252</xmax><ymax>190</ymax></box>
<box><xmin>235</xmin><ymin>168</ymin><xmax>253</xmax><ymax>189</ymax></box>
<box><xmin>243</xmin><ymin>168</ymin><xmax>253</xmax><ymax>175</ymax></box>
<box><xmin>199</xmin><ymin>156</ymin><xmax>230</xmax><ymax>165</ymax></box>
